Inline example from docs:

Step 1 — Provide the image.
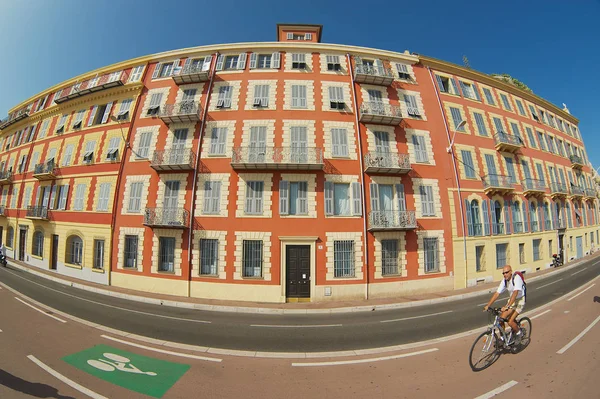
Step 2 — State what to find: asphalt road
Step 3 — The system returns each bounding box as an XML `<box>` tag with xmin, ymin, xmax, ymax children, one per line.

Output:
<box><xmin>0</xmin><ymin>258</ymin><xmax>598</xmax><ymax>353</ymax></box>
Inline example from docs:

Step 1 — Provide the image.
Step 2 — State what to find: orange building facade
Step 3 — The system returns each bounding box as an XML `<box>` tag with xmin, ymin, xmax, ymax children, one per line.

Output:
<box><xmin>0</xmin><ymin>24</ymin><xmax>597</xmax><ymax>302</ymax></box>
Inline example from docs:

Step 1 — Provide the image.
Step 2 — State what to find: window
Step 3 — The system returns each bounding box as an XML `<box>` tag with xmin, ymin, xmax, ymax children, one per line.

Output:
<box><xmin>420</xmin><ymin>185</ymin><xmax>435</xmax><ymax>216</ymax></box>
<box><xmin>279</xmin><ymin>181</ymin><xmax>308</xmax><ymax>215</ymax></box>
<box><xmin>24</xmin><ymin>186</ymin><xmax>32</xmax><ymax>208</ymax></box>
<box><xmin>512</xmin><ymin>201</ymin><xmax>523</xmax><ymax>233</ymax></box>
<box><xmin>90</xmin><ymin>239</ymin><xmax>105</xmax><ymax>270</ymax></box>
<box><xmin>209</xmin><ymin>127</ymin><xmax>227</xmax><ymax>155</ymax></box>
<box><xmin>116</xmin><ymin>99</ymin><xmax>133</xmax><ymax>121</ymax></box>
<box><xmin>492</xmin><ymin>201</ymin><xmax>504</xmax><ymax>235</ymax></box>
<box><xmin>253</xmin><ymin>85</ymin><xmax>269</xmax><ymax>107</ymax></box>
<box><xmin>378</xmin><ymin>239</ymin><xmax>400</xmax><ymax>276</ymax></box>
<box><xmin>106</xmin><ymin>137</ymin><xmax>120</xmax><ymax>161</ymax></box>
<box><xmin>326</xmin><ymin>55</ymin><xmax>342</xmax><ymax>71</ymax></box>
<box><xmin>56</xmin><ymin>114</ymin><xmax>68</xmax><ymax>133</ymax></box>
<box><xmin>449</xmin><ymin>107</ymin><xmax>465</xmax><ymax>131</ymax></box>
<box><xmin>39</xmin><ymin>120</ymin><xmax>50</xmax><ymax>139</ymax></box>
<box><xmin>97</xmin><ymin>183</ymin><xmax>111</xmax><ymax>211</ymax></box>
<box><xmin>331</xmin><ymin>128</ymin><xmax>349</xmax><ymax>157</ymax></box>
<box><xmin>500</xmin><ymin>94</ymin><xmax>512</xmax><ymax>111</ymax></box>
<box><xmin>242</xmin><ymin>240</ymin><xmax>263</xmax><ymax>277</ymax></box>
<box><xmin>533</xmin><ymin>239</ymin><xmax>541</xmax><ymax>261</ymax></box>
<box><xmin>127</xmin><ymin>182</ymin><xmax>144</xmax><ymax>213</ymax></box>
<box><xmin>203</xmin><ymin>181</ymin><xmax>221</xmax><ymax>214</ymax></box>
<box><xmin>492</xmin><ymin>117</ymin><xmax>505</xmax><ymax>134</ymax></box>
<box><xmin>10</xmin><ymin>188</ymin><xmax>17</xmax><ymax>209</ymax></box>
<box><xmin>435</xmin><ymin>75</ymin><xmax>459</xmax><ymax>95</ymax></box>
<box><xmin>467</xmin><ymin>200</ymin><xmax>482</xmax><ymax>236</ymax></box>
<box><xmin>526</xmin><ymin>128</ymin><xmax>537</xmax><ymax>149</ymax></box>
<box><xmin>461</xmin><ymin>150</ymin><xmax>476</xmax><ymax>178</ymax></box>
<box><xmin>136</xmin><ymin>131</ymin><xmax>152</xmax><ymax>159</ymax></box>
<box><xmin>510</xmin><ymin>123</ymin><xmax>522</xmax><ymax>141</ymax></box>
<box><xmin>412</xmin><ymin>135</ymin><xmax>429</xmax><ymax>163</ymax></box>
<box><xmin>328</xmin><ymin>87</ymin><xmax>345</xmax><ymax>109</ymax></box>
<box><xmin>529</xmin><ymin>105</ymin><xmax>540</xmax><ymax>121</ymax></box>
<box><xmin>396</xmin><ymin>63</ymin><xmax>411</xmax><ymax>80</ymax></box>
<box><xmin>515</xmin><ymin>100</ymin><xmax>526</xmax><ymax>116</ymax></box>
<box><xmin>548</xmin><ymin>114</ymin><xmax>556</xmax><ymax>128</ymax></box>
<box><xmin>459</xmin><ymin>81</ymin><xmax>479</xmax><ymax>100</ymax></box>
<box><xmin>158</xmin><ymin>237</ymin><xmax>175</xmax><ymax>272</ymax></box>
<box><xmin>539</xmin><ymin>109</ymin><xmax>548</xmax><ymax>124</ymax></box>
<box><xmin>482</xmin><ymin>87</ymin><xmax>495</xmax><ymax>105</ymax></box>
<box><xmin>124</xmin><ymin>235</ymin><xmax>138</xmax><ymax>268</ymax></box>
<box><xmin>536</xmin><ymin>131</ymin><xmax>547</xmax><ymax>151</ymax></box>
<box><xmin>334</xmin><ymin>240</ymin><xmax>355</xmax><ymax>277</ymax></box>
<box><xmin>6</xmin><ymin>226</ymin><xmax>13</xmax><ymax>248</ymax></box>
<box><xmin>158</xmin><ymin>62</ymin><xmax>174</xmax><ymax>78</ymax></box>
<box><xmin>89</xmin><ymin>102</ymin><xmax>113</xmax><ymax>126</ymax></box>
<box><xmin>66</xmin><ymin>236</ymin><xmax>83</xmax><ymax>266</ymax></box>
<box><xmin>129</xmin><ymin>65</ymin><xmax>144</xmax><ymax>82</ymax></box>
<box><xmin>424</xmin><ymin>237</ymin><xmax>439</xmax><ymax>273</ymax></box>
<box><xmin>224</xmin><ymin>55</ymin><xmax>239</xmax><ymax>70</ymax></box>
<box><xmin>291</xmin><ymin>53</ymin><xmax>306</xmax><ymax>69</ymax></box>
<box><xmin>245</xmin><ymin>181</ymin><xmax>264</xmax><ymax>215</ymax></box>
<box><xmin>291</xmin><ymin>85</ymin><xmax>307</xmax><ymax>108</ymax></box>
<box><xmin>504</xmin><ymin>157</ymin><xmax>517</xmax><ymax>183</ymax></box>
<box><xmin>473</xmin><ymin>113</ymin><xmax>488</xmax><ymax>136</ymax></box>
<box><xmin>216</xmin><ymin>86</ymin><xmax>232</xmax><ymax>109</ymax></box>
<box><xmin>476</xmin><ymin>246</ymin><xmax>485</xmax><ymax>272</ymax></box>
<box><xmin>557</xmin><ymin>119</ymin><xmax>564</xmax><ymax>132</ymax></box>
<box><xmin>496</xmin><ymin>243</ymin><xmax>508</xmax><ymax>269</ymax></box>
<box><xmin>72</xmin><ymin>110</ymin><xmax>85</xmax><ymax>129</ymax></box>
<box><xmin>36</xmin><ymin>95</ymin><xmax>48</xmax><ymax>112</ymax></box>
<box><xmin>257</xmin><ymin>54</ymin><xmax>272</xmax><ymax>69</ymax></box>
<box><xmin>57</xmin><ymin>184</ymin><xmax>69</xmax><ymax>210</ymax></box>
<box><xmin>200</xmin><ymin>239</ymin><xmax>218</xmax><ymax>275</ymax></box>
<box><xmin>147</xmin><ymin>93</ymin><xmax>163</xmax><ymax>115</ymax></box>
<box><xmin>18</xmin><ymin>155</ymin><xmax>27</xmax><ymax>173</ymax></box>
<box><xmin>62</xmin><ymin>144</ymin><xmax>74</xmax><ymax>166</ymax></box>
<box><xmin>403</xmin><ymin>95</ymin><xmax>421</xmax><ymax>117</ymax></box>
<box><xmin>82</xmin><ymin>140</ymin><xmax>96</xmax><ymax>164</ymax></box>
<box><xmin>324</xmin><ymin>182</ymin><xmax>361</xmax><ymax>216</ymax></box>
<box><xmin>73</xmin><ymin>184</ymin><xmax>86</xmax><ymax>211</ymax></box>
<box><xmin>519</xmin><ymin>243</ymin><xmax>525</xmax><ymax>264</ymax></box>
<box><xmin>32</xmin><ymin>231</ymin><xmax>44</xmax><ymax>257</ymax></box>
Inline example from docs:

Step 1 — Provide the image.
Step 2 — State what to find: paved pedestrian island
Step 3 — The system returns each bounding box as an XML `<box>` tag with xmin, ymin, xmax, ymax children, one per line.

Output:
<box><xmin>62</xmin><ymin>344</ymin><xmax>190</xmax><ymax>398</ymax></box>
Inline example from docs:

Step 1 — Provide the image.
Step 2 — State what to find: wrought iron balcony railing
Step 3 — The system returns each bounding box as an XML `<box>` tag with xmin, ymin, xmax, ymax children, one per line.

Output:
<box><xmin>0</xmin><ymin>170</ymin><xmax>13</xmax><ymax>184</ymax></box>
<box><xmin>173</xmin><ymin>63</ymin><xmax>210</xmax><ymax>84</ymax></box>
<box><xmin>368</xmin><ymin>210</ymin><xmax>417</xmax><ymax>231</ymax></box>
<box><xmin>363</xmin><ymin>152</ymin><xmax>411</xmax><ymax>174</ymax></box>
<box><xmin>26</xmin><ymin>206</ymin><xmax>49</xmax><ymax>219</ymax></box>
<box><xmin>0</xmin><ymin>108</ymin><xmax>29</xmax><ymax>130</ymax></box>
<box><xmin>570</xmin><ymin>185</ymin><xmax>584</xmax><ymax>197</ymax></box>
<box><xmin>555</xmin><ymin>219</ymin><xmax>566</xmax><ymax>229</ymax></box>
<box><xmin>585</xmin><ymin>188</ymin><xmax>596</xmax><ymax>198</ymax></box>
<box><xmin>33</xmin><ymin>161</ymin><xmax>57</xmax><ymax>179</ymax></box>
<box><xmin>354</xmin><ymin>64</ymin><xmax>394</xmax><ymax>86</ymax></box>
<box><xmin>359</xmin><ymin>102</ymin><xmax>403</xmax><ymax>125</ymax></box>
<box><xmin>493</xmin><ymin>132</ymin><xmax>523</xmax><ymax>151</ymax></box>
<box><xmin>482</xmin><ymin>174</ymin><xmax>514</xmax><ymax>192</ymax></box>
<box><xmin>158</xmin><ymin>101</ymin><xmax>201</xmax><ymax>123</ymax></box>
<box><xmin>530</xmin><ymin>221</ymin><xmax>539</xmax><ymax>232</ymax></box>
<box><xmin>54</xmin><ymin>70</ymin><xmax>130</xmax><ymax>104</ymax></box>
<box><xmin>522</xmin><ymin>178</ymin><xmax>546</xmax><ymax>193</ymax></box>
<box><xmin>231</xmin><ymin>147</ymin><xmax>324</xmax><ymax>170</ymax></box>
<box><xmin>550</xmin><ymin>182</ymin><xmax>569</xmax><ymax>196</ymax></box>
<box><xmin>569</xmin><ymin>154</ymin><xmax>584</xmax><ymax>168</ymax></box>
<box><xmin>150</xmin><ymin>149</ymin><xmax>196</xmax><ymax>171</ymax></box>
<box><xmin>143</xmin><ymin>207</ymin><xmax>189</xmax><ymax>228</ymax></box>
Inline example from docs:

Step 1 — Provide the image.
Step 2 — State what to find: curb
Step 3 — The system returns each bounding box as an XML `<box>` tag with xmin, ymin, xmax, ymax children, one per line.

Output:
<box><xmin>5</xmin><ymin>255</ymin><xmax>597</xmax><ymax>315</ymax></box>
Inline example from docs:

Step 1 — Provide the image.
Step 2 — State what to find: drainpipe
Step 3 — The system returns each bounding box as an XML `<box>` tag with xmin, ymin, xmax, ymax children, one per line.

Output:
<box><xmin>108</xmin><ymin>67</ymin><xmax>150</xmax><ymax>286</ymax></box>
<box><xmin>186</xmin><ymin>53</ymin><xmax>218</xmax><ymax>298</ymax></box>
<box><xmin>426</xmin><ymin>66</ymin><xmax>469</xmax><ymax>288</ymax></box>
<box><xmin>347</xmin><ymin>54</ymin><xmax>370</xmax><ymax>300</ymax></box>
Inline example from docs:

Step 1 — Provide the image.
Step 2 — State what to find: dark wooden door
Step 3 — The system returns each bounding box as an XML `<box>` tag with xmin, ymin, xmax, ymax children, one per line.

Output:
<box><xmin>286</xmin><ymin>245</ymin><xmax>310</xmax><ymax>298</ymax></box>
<box><xmin>18</xmin><ymin>229</ymin><xmax>26</xmax><ymax>261</ymax></box>
<box><xmin>51</xmin><ymin>235</ymin><xmax>59</xmax><ymax>270</ymax></box>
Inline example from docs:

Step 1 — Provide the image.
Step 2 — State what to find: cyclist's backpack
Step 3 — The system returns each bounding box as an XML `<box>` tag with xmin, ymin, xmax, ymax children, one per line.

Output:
<box><xmin>504</xmin><ymin>271</ymin><xmax>526</xmax><ymax>299</ymax></box>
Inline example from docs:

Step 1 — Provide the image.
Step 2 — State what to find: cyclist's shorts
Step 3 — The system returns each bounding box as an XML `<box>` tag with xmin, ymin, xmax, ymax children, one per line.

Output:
<box><xmin>508</xmin><ymin>297</ymin><xmax>525</xmax><ymax>314</ymax></box>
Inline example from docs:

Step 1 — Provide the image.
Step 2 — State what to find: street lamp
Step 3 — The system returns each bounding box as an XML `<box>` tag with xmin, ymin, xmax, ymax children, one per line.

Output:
<box><xmin>446</xmin><ymin>119</ymin><xmax>467</xmax><ymax>153</ymax></box>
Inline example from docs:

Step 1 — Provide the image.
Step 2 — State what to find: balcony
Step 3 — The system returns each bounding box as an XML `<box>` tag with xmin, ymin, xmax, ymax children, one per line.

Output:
<box><xmin>26</xmin><ymin>206</ymin><xmax>49</xmax><ymax>220</ymax></box>
<box><xmin>585</xmin><ymin>188</ymin><xmax>596</xmax><ymax>199</ymax></box>
<box><xmin>0</xmin><ymin>206</ymin><xmax>5</xmax><ymax>216</ymax></box>
<box><xmin>231</xmin><ymin>147</ymin><xmax>324</xmax><ymax>170</ymax></box>
<box><xmin>364</xmin><ymin>152</ymin><xmax>411</xmax><ymax>174</ymax></box>
<box><xmin>143</xmin><ymin>207</ymin><xmax>189</xmax><ymax>229</ymax></box>
<box><xmin>54</xmin><ymin>71</ymin><xmax>129</xmax><ymax>104</ymax></box>
<box><xmin>0</xmin><ymin>171</ymin><xmax>13</xmax><ymax>185</ymax></box>
<box><xmin>353</xmin><ymin>64</ymin><xmax>394</xmax><ymax>86</ymax></box>
<box><xmin>522</xmin><ymin>178</ymin><xmax>546</xmax><ymax>196</ymax></box>
<box><xmin>555</xmin><ymin>219</ymin><xmax>566</xmax><ymax>230</ymax></box>
<box><xmin>368</xmin><ymin>210</ymin><xmax>417</xmax><ymax>231</ymax></box>
<box><xmin>173</xmin><ymin>64</ymin><xmax>210</xmax><ymax>84</ymax></box>
<box><xmin>570</xmin><ymin>185</ymin><xmax>584</xmax><ymax>198</ymax></box>
<box><xmin>550</xmin><ymin>182</ymin><xmax>569</xmax><ymax>198</ymax></box>
<box><xmin>0</xmin><ymin>109</ymin><xmax>29</xmax><ymax>130</ymax></box>
<box><xmin>482</xmin><ymin>174</ymin><xmax>514</xmax><ymax>194</ymax></box>
<box><xmin>33</xmin><ymin>161</ymin><xmax>57</xmax><ymax>180</ymax></box>
<box><xmin>158</xmin><ymin>101</ymin><xmax>201</xmax><ymax>124</ymax></box>
<box><xmin>569</xmin><ymin>154</ymin><xmax>584</xmax><ymax>169</ymax></box>
<box><xmin>494</xmin><ymin>132</ymin><xmax>523</xmax><ymax>153</ymax></box>
<box><xmin>150</xmin><ymin>149</ymin><xmax>196</xmax><ymax>171</ymax></box>
<box><xmin>359</xmin><ymin>102</ymin><xmax>403</xmax><ymax>125</ymax></box>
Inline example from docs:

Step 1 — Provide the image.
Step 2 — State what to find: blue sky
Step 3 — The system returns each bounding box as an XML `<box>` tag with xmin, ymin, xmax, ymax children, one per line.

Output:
<box><xmin>1</xmin><ymin>0</ymin><xmax>598</xmax><ymax>166</ymax></box>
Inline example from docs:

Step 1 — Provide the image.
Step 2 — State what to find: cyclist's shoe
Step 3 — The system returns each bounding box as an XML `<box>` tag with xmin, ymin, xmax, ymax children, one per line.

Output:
<box><xmin>514</xmin><ymin>330</ymin><xmax>523</xmax><ymax>345</ymax></box>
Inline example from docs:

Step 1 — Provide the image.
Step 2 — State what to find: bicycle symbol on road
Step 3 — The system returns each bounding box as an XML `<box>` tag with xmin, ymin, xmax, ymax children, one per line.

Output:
<box><xmin>87</xmin><ymin>353</ymin><xmax>158</xmax><ymax>376</ymax></box>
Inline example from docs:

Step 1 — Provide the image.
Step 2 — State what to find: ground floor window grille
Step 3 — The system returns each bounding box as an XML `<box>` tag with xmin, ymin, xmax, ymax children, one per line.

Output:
<box><xmin>424</xmin><ymin>237</ymin><xmax>439</xmax><ymax>273</ymax></box>
<box><xmin>381</xmin><ymin>239</ymin><xmax>399</xmax><ymax>276</ymax></box>
<box><xmin>124</xmin><ymin>235</ymin><xmax>138</xmax><ymax>268</ymax></box>
<box><xmin>200</xmin><ymin>239</ymin><xmax>218</xmax><ymax>275</ymax></box>
<box><xmin>243</xmin><ymin>240</ymin><xmax>263</xmax><ymax>277</ymax></box>
<box><xmin>159</xmin><ymin>237</ymin><xmax>175</xmax><ymax>272</ymax></box>
<box><xmin>334</xmin><ymin>240</ymin><xmax>355</xmax><ymax>277</ymax></box>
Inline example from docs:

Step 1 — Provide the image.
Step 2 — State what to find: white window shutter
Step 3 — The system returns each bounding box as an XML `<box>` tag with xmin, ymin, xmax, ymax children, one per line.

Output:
<box><xmin>291</xmin><ymin>85</ymin><xmax>298</xmax><ymax>108</ymax></box>
<box><xmin>152</xmin><ymin>63</ymin><xmax>161</xmax><ymax>79</ymax></box>
<box><xmin>49</xmin><ymin>185</ymin><xmax>57</xmax><ymax>209</ymax></box>
<box><xmin>300</xmin><ymin>86</ymin><xmax>307</xmax><ymax>108</ymax></box>
<box><xmin>324</xmin><ymin>182</ymin><xmax>334</xmax><ymax>216</ymax></box>
<box><xmin>211</xmin><ymin>181</ymin><xmax>221</xmax><ymax>213</ymax></box>
<box><xmin>182</xmin><ymin>58</ymin><xmax>192</xmax><ymax>71</ymax></box>
<box><xmin>238</xmin><ymin>53</ymin><xmax>247</xmax><ymax>70</ymax></box>
<box><xmin>101</xmin><ymin>102</ymin><xmax>113</xmax><ymax>124</ymax></box>
<box><xmin>279</xmin><ymin>180</ymin><xmax>289</xmax><ymax>215</ymax></box>
<box><xmin>298</xmin><ymin>182</ymin><xmax>308</xmax><ymax>214</ymax></box>
<box><xmin>249</xmin><ymin>53</ymin><xmax>257</xmax><ymax>69</ymax></box>
<box><xmin>370</xmin><ymin>183</ymin><xmax>379</xmax><ymax>212</ymax></box>
<box><xmin>304</xmin><ymin>33</ymin><xmax>312</xmax><ymax>40</ymax></box>
<box><xmin>287</xmin><ymin>32</ymin><xmax>293</xmax><ymax>40</ymax></box>
<box><xmin>272</xmin><ymin>52</ymin><xmax>281</xmax><ymax>69</ymax></box>
<box><xmin>215</xmin><ymin>55</ymin><xmax>225</xmax><ymax>71</ymax></box>
<box><xmin>87</xmin><ymin>106</ymin><xmax>98</xmax><ymax>126</ymax></box>
<box><xmin>60</xmin><ymin>184</ymin><xmax>69</xmax><ymax>210</ymax></box>
<box><xmin>202</xmin><ymin>56</ymin><xmax>212</xmax><ymax>71</ymax></box>
<box><xmin>396</xmin><ymin>184</ymin><xmax>406</xmax><ymax>211</ymax></box>
<box><xmin>171</xmin><ymin>59</ymin><xmax>180</xmax><ymax>76</ymax></box>
<box><xmin>352</xmin><ymin>182</ymin><xmax>362</xmax><ymax>216</ymax></box>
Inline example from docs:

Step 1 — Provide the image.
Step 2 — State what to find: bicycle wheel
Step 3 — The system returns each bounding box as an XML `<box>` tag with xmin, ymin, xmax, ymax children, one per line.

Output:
<box><xmin>518</xmin><ymin>317</ymin><xmax>532</xmax><ymax>349</ymax></box>
<box><xmin>469</xmin><ymin>331</ymin><xmax>501</xmax><ymax>371</ymax></box>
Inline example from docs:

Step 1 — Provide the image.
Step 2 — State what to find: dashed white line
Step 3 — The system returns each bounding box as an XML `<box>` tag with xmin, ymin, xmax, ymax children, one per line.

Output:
<box><xmin>28</xmin><ymin>355</ymin><xmax>108</xmax><ymax>399</ymax></box>
<box><xmin>251</xmin><ymin>324</ymin><xmax>342</xmax><ymax>328</ymax></box>
<box><xmin>15</xmin><ymin>297</ymin><xmax>67</xmax><ymax>323</ymax></box>
<box><xmin>529</xmin><ymin>309</ymin><xmax>552</xmax><ymax>320</ymax></box>
<box><xmin>571</xmin><ymin>267</ymin><xmax>588</xmax><ymax>276</ymax></box>
<box><xmin>381</xmin><ymin>310</ymin><xmax>453</xmax><ymax>323</ymax></box>
<box><xmin>557</xmin><ymin>315</ymin><xmax>600</xmax><ymax>354</ymax></box>
<box><xmin>101</xmin><ymin>335</ymin><xmax>222</xmax><ymax>362</ymax></box>
<box><xmin>536</xmin><ymin>279</ymin><xmax>563</xmax><ymax>290</ymax></box>
<box><xmin>291</xmin><ymin>348</ymin><xmax>438</xmax><ymax>367</ymax></box>
<box><xmin>474</xmin><ymin>380</ymin><xmax>518</xmax><ymax>399</ymax></box>
<box><xmin>567</xmin><ymin>283</ymin><xmax>595</xmax><ymax>301</ymax></box>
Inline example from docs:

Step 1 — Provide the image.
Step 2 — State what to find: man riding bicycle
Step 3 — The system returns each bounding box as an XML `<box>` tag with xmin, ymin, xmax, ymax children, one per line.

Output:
<box><xmin>483</xmin><ymin>265</ymin><xmax>525</xmax><ymax>345</ymax></box>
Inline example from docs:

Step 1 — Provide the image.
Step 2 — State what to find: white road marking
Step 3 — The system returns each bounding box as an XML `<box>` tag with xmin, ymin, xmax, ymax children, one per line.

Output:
<box><xmin>251</xmin><ymin>324</ymin><xmax>342</xmax><ymax>328</ymax></box>
<box><xmin>380</xmin><ymin>310</ymin><xmax>453</xmax><ymax>323</ymax></box>
<box><xmin>291</xmin><ymin>348</ymin><xmax>438</xmax><ymax>367</ymax></box>
<box><xmin>0</xmin><ymin>328</ymin><xmax>2</xmax><ymax>332</ymax></box>
<box><xmin>564</xmin><ymin>311</ymin><xmax>570</xmax><ymax>314</ymax></box>
<box><xmin>15</xmin><ymin>297</ymin><xmax>67</xmax><ymax>323</ymax></box>
<box><xmin>567</xmin><ymin>283</ymin><xmax>595</xmax><ymax>301</ymax></box>
<box><xmin>530</xmin><ymin>309</ymin><xmax>552</xmax><ymax>320</ymax></box>
<box><xmin>536</xmin><ymin>278</ymin><xmax>563</xmax><ymax>290</ymax></box>
<box><xmin>557</xmin><ymin>315</ymin><xmax>600</xmax><ymax>354</ymax></box>
<box><xmin>28</xmin><ymin>355</ymin><xmax>108</xmax><ymax>399</ymax></box>
<box><xmin>474</xmin><ymin>380</ymin><xmax>518</xmax><ymax>399</ymax></box>
<box><xmin>6</xmin><ymin>270</ymin><xmax>211</xmax><ymax>324</ymax></box>
<box><xmin>571</xmin><ymin>267</ymin><xmax>587</xmax><ymax>276</ymax></box>
<box><xmin>101</xmin><ymin>335</ymin><xmax>222</xmax><ymax>362</ymax></box>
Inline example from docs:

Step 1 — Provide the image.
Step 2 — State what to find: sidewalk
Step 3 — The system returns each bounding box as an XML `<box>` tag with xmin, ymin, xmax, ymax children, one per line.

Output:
<box><xmin>5</xmin><ymin>253</ymin><xmax>599</xmax><ymax>314</ymax></box>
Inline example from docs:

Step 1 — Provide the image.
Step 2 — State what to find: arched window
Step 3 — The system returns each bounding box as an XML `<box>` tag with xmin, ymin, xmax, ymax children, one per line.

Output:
<box><xmin>6</xmin><ymin>226</ymin><xmax>14</xmax><ymax>248</ymax></box>
<box><xmin>493</xmin><ymin>200</ymin><xmax>503</xmax><ymax>234</ymax></box>
<box><xmin>512</xmin><ymin>201</ymin><xmax>522</xmax><ymax>233</ymax></box>
<box><xmin>530</xmin><ymin>202</ymin><xmax>538</xmax><ymax>232</ymax></box>
<box><xmin>469</xmin><ymin>200</ymin><xmax>482</xmax><ymax>236</ymax></box>
<box><xmin>66</xmin><ymin>235</ymin><xmax>83</xmax><ymax>265</ymax></box>
<box><xmin>555</xmin><ymin>202</ymin><xmax>562</xmax><ymax>228</ymax></box>
<box><xmin>32</xmin><ymin>231</ymin><xmax>44</xmax><ymax>257</ymax></box>
<box><xmin>543</xmin><ymin>202</ymin><xmax>551</xmax><ymax>230</ymax></box>
<box><xmin>566</xmin><ymin>202</ymin><xmax>573</xmax><ymax>228</ymax></box>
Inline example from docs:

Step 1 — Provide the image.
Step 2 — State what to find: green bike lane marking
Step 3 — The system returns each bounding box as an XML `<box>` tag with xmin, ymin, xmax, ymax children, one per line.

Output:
<box><xmin>62</xmin><ymin>344</ymin><xmax>190</xmax><ymax>398</ymax></box>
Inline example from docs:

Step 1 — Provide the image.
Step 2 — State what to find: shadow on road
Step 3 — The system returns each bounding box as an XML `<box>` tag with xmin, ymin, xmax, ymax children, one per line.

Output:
<box><xmin>0</xmin><ymin>369</ymin><xmax>76</xmax><ymax>399</ymax></box>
